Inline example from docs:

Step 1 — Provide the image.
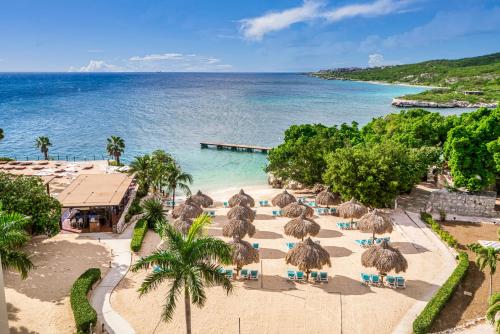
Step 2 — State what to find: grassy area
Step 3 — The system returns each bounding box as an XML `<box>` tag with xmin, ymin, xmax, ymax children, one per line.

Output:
<box><xmin>312</xmin><ymin>53</ymin><xmax>500</xmax><ymax>105</ymax></box>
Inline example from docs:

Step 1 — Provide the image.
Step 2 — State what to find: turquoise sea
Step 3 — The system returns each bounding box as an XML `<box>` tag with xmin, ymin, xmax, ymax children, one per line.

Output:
<box><xmin>0</xmin><ymin>73</ymin><xmax>464</xmax><ymax>191</ymax></box>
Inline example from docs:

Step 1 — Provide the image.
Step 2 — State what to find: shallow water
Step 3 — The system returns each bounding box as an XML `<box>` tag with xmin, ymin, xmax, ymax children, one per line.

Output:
<box><xmin>0</xmin><ymin>73</ymin><xmax>467</xmax><ymax>191</ymax></box>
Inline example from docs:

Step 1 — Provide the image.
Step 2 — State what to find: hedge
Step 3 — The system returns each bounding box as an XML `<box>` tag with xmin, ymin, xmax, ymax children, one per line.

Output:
<box><xmin>70</xmin><ymin>268</ymin><xmax>101</xmax><ymax>334</ymax></box>
<box><xmin>130</xmin><ymin>218</ymin><xmax>148</xmax><ymax>252</ymax></box>
<box><xmin>420</xmin><ymin>212</ymin><xmax>458</xmax><ymax>248</ymax></box>
<box><xmin>413</xmin><ymin>252</ymin><xmax>469</xmax><ymax>334</ymax></box>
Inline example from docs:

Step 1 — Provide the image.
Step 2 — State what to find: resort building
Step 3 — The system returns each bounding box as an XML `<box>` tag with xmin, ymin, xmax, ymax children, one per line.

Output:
<box><xmin>58</xmin><ymin>173</ymin><xmax>135</xmax><ymax>233</ymax></box>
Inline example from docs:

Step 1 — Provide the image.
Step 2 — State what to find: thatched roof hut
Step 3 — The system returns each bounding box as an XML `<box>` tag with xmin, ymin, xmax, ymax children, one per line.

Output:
<box><xmin>227</xmin><ymin>204</ymin><xmax>256</xmax><ymax>222</ymax></box>
<box><xmin>315</xmin><ymin>187</ymin><xmax>341</xmax><ymax>207</ymax></box>
<box><xmin>361</xmin><ymin>240</ymin><xmax>408</xmax><ymax>276</ymax></box>
<box><xmin>358</xmin><ymin>209</ymin><xmax>393</xmax><ymax>240</ymax></box>
<box><xmin>282</xmin><ymin>202</ymin><xmax>314</xmax><ymax>218</ymax></box>
<box><xmin>190</xmin><ymin>190</ymin><xmax>213</xmax><ymax>208</ymax></box>
<box><xmin>271</xmin><ymin>189</ymin><xmax>296</xmax><ymax>208</ymax></box>
<box><xmin>337</xmin><ymin>198</ymin><xmax>368</xmax><ymax>220</ymax></box>
<box><xmin>285</xmin><ymin>237</ymin><xmax>331</xmax><ymax>280</ymax></box>
<box><xmin>171</xmin><ymin>197</ymin><xmax>203</xmax><ymax>219</ymax></box>
<box><xmin>223</xmin><ymin>218</ymin><xmax>256</xmax><ymax>240</ymax></box>
<box><xmin>173</xmin><ymin>214</ymin><xmax>193</xmax><ymax>235</ymax></box>
<box><xmin>229</xmin><ymin>239</ymin><xmax>260</xmax><ymax>273</ymax></box>
<box><xmin>284</xmin><ymin>214</ymin><xmax>320</xmax><ymax>240</ymax></box>
<box><xmin>228</xmin><ymin>189</ymin><xmax>255</xmax><ymax>208</ymax></box>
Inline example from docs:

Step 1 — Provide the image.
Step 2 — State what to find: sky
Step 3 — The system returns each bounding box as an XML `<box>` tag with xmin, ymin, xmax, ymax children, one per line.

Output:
<box><xmin>0</xmin><ymin>0</ymin><xmax>499</xmax><ymax>72</ymax></box>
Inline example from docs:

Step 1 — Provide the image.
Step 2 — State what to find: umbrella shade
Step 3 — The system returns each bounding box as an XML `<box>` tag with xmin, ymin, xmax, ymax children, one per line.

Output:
<box><xmin>171</xmin><ymin>198</ymin><xmax>203</xmax><ymax>219</ymax></box>
<box><xmin>285</xmin><ymin>237</ymin><xmax>331</xmax><ymax>273</ymax></box>
<box><xmin>229</xmin><ymin>239</ymin><xmax>259</xmax><ymax>270</ymax></box>
<box><xmin>228</xmin><ymin>189</ymin><xmax>255</xmax><ymax>208</ymax></box>
<box><xmin>361</xmin><ymin>241</ymin><xmax>408</xmax><ymax>275</ymax></box>
<box><xmin>315</xmin><ymin>187</ymin><xmax>341</xmax><ymax>207</ymax></box>
<box><xmin>282</xmin><ymin>202</ymin><xmax>314</xmax><ymax>218</ymax></box>
<box><xmin>227</xmin><ymin>204</ymin><xmax>256</xmax><ymax>222</ymax></box>
<box><xmin>284</xmin><ymin>214</ymin><xmax>320</xmax><ymax>240</ymax></box>
<box><xmin>358</xmin><ymin>209</ymin><xmax>393</xmax><ymax>239</ymax></box>
<box><xmin>173</xmin><ymin>215</ymin><xmax>193</xmax><ymax>234</ymax></box>
<box><xmin>190</xmin><ymin>190</ymin><xmax>213</xmax><ymax>208</ymax></box>
<box><xmin>272</xmin><ymin>189</ymin><xmax>296</xmax><ymax>208</ymax></box>
<box><xmin>337</xmin><ymin>198</ymin><xmax>368</xmax><ymax>219</ymax></box>
<box><xmin>223</xmin><ymin>218</ymin><xmax>256</xmax><ymax>239</ymax></box>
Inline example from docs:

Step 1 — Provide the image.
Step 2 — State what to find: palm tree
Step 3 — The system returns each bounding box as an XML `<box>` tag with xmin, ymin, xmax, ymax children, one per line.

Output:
<box><xmin>0</xmin><ymin>129</ymin><xmax>4</xmax><ymax>141</ymax></box>
<box><xmin>35</xmin><ymin>136</ymin><xmax>52</xmax><ymax>160</ymax></box>
<box><xmin>128</xmin><ymin>154</ymin><xmax>151</xmax><ymax>191</ymax></box>
<box><xmin>131</xmin><ymin>215</ymin><xmax>233</xmax><ymax>334</ymax></box>
<box><xmin>165</xmin><ymin>162</ymin><xmax>193</xmax><ymax>209</ymax></box>
<box><xmin>142</xmin><ymin>198</ymin><xmax>167</xmax><ymax>228</ymax></box>
<box><xmin>486</xmin><ymin>293</ymin><xmax>500</xmax><ymax>333</ymax></box>
<box><xmin>469</xmin><ymin>243</ymin><xmax>499</xmax><ymax>297</ymax></box>
<box><xmin>106</xmin><ymin>135</ymin><xmax>125</xmax><ymax>165</ymax></box>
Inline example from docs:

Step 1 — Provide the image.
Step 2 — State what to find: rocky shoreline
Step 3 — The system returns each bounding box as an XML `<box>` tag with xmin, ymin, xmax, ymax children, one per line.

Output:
<box><xmin>392</xmin><ymin>98</ymin><xmax>498</xmax><ymax>109</ymax></box>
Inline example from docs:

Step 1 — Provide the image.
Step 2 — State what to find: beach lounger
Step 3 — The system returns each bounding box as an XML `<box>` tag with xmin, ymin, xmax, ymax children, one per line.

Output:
<box><xmin>310</xmin><ymin>271</ymin><xmax>319</xmax><ymax>282</ymax></box>
<box><xmin>361</xmin><ymin>273</ymin><xmax>371</xmax><ymax>285</ymax></box>
<box><xmin>252</xmin><ymin>243</ymin><xmax>260</xmax><ymax>250</ymax></box>
<box><xmin>329</xmin><ymin>208</ymin><xmax>337</xmax><ymax>215</ymax></box>
<box><xmin>272</xmin><ymin>210</ymin><xmax>279</xmax><ymax>217</ymax></box>
<box><xmin>287</xmin><ymin>270</ymin><xmax>296</xmax><ymax>281</ymax></box>
<box><xmin>225</xmin><ymin>269</ymin><xmax>234</xmax><ymax>280</ymax></box>
<box><xmin>308</xmin><ymin>201</ymin><xmax>317</xmax><ymax>207</ymax></box>
<box><xmin>250</xmin><ymin>270</ymin><xmax>259</xmax><ymax>280</ymax></box>
<box><xmin>396</xmin><ymin>276</ymin><xmax>406</xmax><ymax>288</ymax></box>
<box><xmin>375</xmin><ymin>238</ymin><xmax>382</xmax><ymax>245</ymax></box>
<box><xmin>370</xmin><ymin>274</ymin><xmax>381</xmax><ymax>286</ymax></box>
<box><xmin>218</xmin><ymin>268</ymin><xmax>226</xmax><ymax>274</ymax></box>
<box><xmin>319</xmin><ymin>272</ymin><xmax>328</xmax><ymax>282</ymax></box>
<box><xmin>223</xmin><ymin>201</ymin><xmax>229</xmax><ymax>208</ymax></box>
<box><xmin>204</xmin><ymin>210</ymin><xmax>216</xmax><ymax>218</ymax></box>
<box><xmin>296</xmin><ymin>271</ymin><xmax>305</xmax><ymax>282</ymax></box>
<box><xmin>355</xmin><ymin>240</ymin><xmax>364</xmax><ymax>247</ymax></box>
<box><xmin>336</xmin><ymin>222</ymin><xmax>345</xmax><ymax>229</ymax></box>
<box><xmin>366</xmin><ymin>239</ymin><xmax>373</xmax><ymax>246</ymax></box>
<box><xmin>286</xmin><ymin>242</ymin><xmax>295</xmax><ymax>250</ymax></box>
<box><xmin>240</xmin><ymin>269</ymin><xmax>249</xmax><ymax>279</ymax></box>
<box><xmin>384</xmin><ymin>237</ymin><xmax>390</xmax><ymax>243</ymax></box>
<box><xmin>153</xmin><ymin>265</ymin><xmax>161</xmax><ymax>273</ymax></box>
<box><xmin>385</xmin><ymin>275</ymin><xmax>396</xmax><ymax>288</ymax></box>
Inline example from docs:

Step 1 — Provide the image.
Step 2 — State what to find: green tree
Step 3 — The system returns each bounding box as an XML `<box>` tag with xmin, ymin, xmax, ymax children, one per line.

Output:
<box><xmin>468</xmin><ymin>243</ymin><xmax>499</xmax><ymax>298</ymax></box>
<box><xmin>164</xmin><ymin>162</ymin><xmax>193</xmax><ymax>209</ymax></box>
<box><xmin>106</xmin><ymin>135</ymin><xmax>125</xmax><ymax>165</ymax></box>
<box><xmin>0</xmin><ymin>173</ymin><xmax>61</xmax><ymax>235</ymax></box>
<box><xmin>142</xmin><ymin>198</ymin><xmax>167</xmax><ymax>228</ymax></box>
<box><xmin>35</xmin><ymin>136</ymin><xmax>52</xmax><ymax>160</ymax></box>
<box><xmin>131</xmin><ymin>215</ymin><xmax>233</xmax><ymax>334</ymax></box>
<box><xmin>486</xmin><ymin>293</ymin><xmax>500</xmax><ymax>333</ymax></box>
<box><xmin>129</xmin><ymin>154</ymin><xmax>152</xmax><ymax>191</ymax></box>
<box><xmin>149</xmin><ymin>150</ymin><xmax>174</xmax><ymax>195</ymax></box>
<box><xmin>0</xmin><ymin>129</ymin><xmax>4</xmax><ymax>141</ymax></box>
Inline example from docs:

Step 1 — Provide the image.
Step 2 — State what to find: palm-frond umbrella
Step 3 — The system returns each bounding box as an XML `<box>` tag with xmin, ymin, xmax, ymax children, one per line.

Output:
<box><xmin>282</xmin><ymin>202</ymin><xmax>314</xmax><ymax>218</ymax></box>
<box><xmin>272</xmin><ymin>189</ymin><xmax>296</xmax><ymax>208</ymax></box>
<box><xmin>228</xmin><ymin>189</ymin><xmax>255</xmax><ymax>208</ymax></box>
<box><xmin>223</xmin><ymin>218</ymin><xmax>256</xmax><ymax>240</ymax></box>
<box><xmin>173</xmin><ymin>214</ymin><xmax>193</xmax><ymax>235</ymax></box>
<box><xmin>284</xmin><ymin>214</ymin><xmax>320</xmax><ymax>240</ymax></box>
<box><xmin>315</xmin><ymin>187</ymin><xmax>341</xmax><ymax>208</ymax></box>
<box><xmin>229</xmin><ymin>239</ymin><xmax>259</xmax><ymax>276</ymax></box>
<box><xmin>227</xmin><ymin>204</ymin><xmax>255</xmax><ymax>222</ymax></box>
<box><xmin>361</xmin><ymin>240</ymin><xmax>408</xmax><ymax>283</ymax></box>
<box><xmin>171</xmin><ymin>197</ymin><xmax>203</xmax><ymax>219</ymax></box>
<box><xmin>358</xmin><ymin>209</ymin><xmax>393</xmax><ymax>240</ymax></box>
<box><xmin>285</xmin><ymin>237</ymin><xmax>331</xmax><ymax>280</ymax></box>
<box><xmin>337</xmin><ymin>198</ymin><xmax>368</xmax><ymax>222</ymax></box>
<box><xmin>190</xmin><ymin>190</ymin><xmax>214</xmax><ymax>208</ymax></box>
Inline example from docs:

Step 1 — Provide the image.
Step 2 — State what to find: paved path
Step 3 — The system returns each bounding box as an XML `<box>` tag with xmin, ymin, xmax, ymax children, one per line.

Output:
<box><xmin>88</xmin><ymin>223</ymin><xmax>136</xmax><ymax>334</ymax></box>
<box><xmin>391</xmin><ymin>209</ymin><xmax>457</xmax><ymax>334</ymax></box>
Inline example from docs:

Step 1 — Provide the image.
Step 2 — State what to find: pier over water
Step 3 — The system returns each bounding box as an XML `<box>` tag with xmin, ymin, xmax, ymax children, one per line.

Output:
<box><xmin>200</xmin><ymin>142</ymin><xmax>272</xmax><ymax>153</ymax></box>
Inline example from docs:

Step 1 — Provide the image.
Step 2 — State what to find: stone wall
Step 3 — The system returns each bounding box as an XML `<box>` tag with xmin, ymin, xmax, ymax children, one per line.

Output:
<box><xmin>428</xmin><ymin>189</ymin><xmax>496</xmax><ymax>217</ymax></box>
<box><xmin>115</xmin><ymin>186</ymin><xmax>138</xmax><ymax>233</ymax></box>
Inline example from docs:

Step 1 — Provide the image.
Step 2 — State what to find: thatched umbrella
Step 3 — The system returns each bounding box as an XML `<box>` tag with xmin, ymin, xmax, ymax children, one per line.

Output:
<box><xmin>228</xmin><ymin>189</ymin><xmax>255</xmax><ymax>208</ymax></box>
<box><xmin>285</xmin><ymin>237</ymin><xmax>331</xmax><ymax>280</ymax></box>
<box><xmin>229</xmin><ymin>239</ymin><xmax>259</xmax><ymax>276</ymax></box>
<box><xmin>284</xmin><ymin>214</ymin><xmax>320</xmax><ymax>240</ymax></box>
<box><xmin>190</xmin><ymin>190</ymin><xmax>213</xmax><ymax>208</ymax></box>
<box><xmin>361</xmin><ymin>240</ymin><xmax>408</xmax><ymax>283</ymax></box>
<box><xmin>315</xmin><ymin>187</ymin><xmax>341</xmax><ymax>208</ymax></box>
<box><xmin>171</xmin><ymin>198</ymin><xmax>203</xmax><ymax>219</ymax></box>
<box><xmin>271</xmin><ymin>189</ymin><xmax>296</xmax><ymax>208</ymax></box>
<box><xmin>282</xmin><ymin>202</ymin><xmax>314</xmax><ymax>218</ymax></box>
<box><xmin>227</xmin><ymin>204</ymin><xmax>255</xmax><ymax>222</ymax></box>
<box><xmin>337</xmin><ymin>198</ymin><xmax>368</xmax><ymax>222</ymax></box>
<box><xmin>173</xmin><ymin>214</ymin><xmax>193</xmax><ymax>235</ymax></box>
<box><xmin>358</xmin><ymin>209</ymin><xmax>393</xmax><ymax>240</ymax></box>
<box><xmin>223</xmin><ymin>218</ymin><xmax>256</xmax><ymax>240</ymax></box>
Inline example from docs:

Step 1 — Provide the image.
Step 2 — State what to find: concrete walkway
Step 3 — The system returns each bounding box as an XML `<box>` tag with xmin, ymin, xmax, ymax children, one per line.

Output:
<box><xmin>391</xmin><ymin>209</ymin><xmax>458</xmax><ymax>334</ymax></box>
<box><xmin>88</xmin><ymin>223</ymin><xmax>136</xmax><ymax>334</ymax></box>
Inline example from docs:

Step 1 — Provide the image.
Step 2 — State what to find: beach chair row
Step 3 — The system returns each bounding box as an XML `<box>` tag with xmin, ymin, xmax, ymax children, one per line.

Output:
<box><xmin>355</xmin><ymin>237</ymin><xmax>390</xmax><ymax>247</ymax></box>
<box><xmin>361</xmin><ymin>273</ymin><xmax>406</xmax><ymax>288</ymax></box>
<box><xmin>336</xmin><ymin>222</ymin><xmax>357</xmax><ymax>230</ymax></box>
<box><xmin>259</xmin><ymin>200</ymin><xmax>270</xmax><ymax>207</ymax></box>
<box><xmin>272</xmin><ymin>209</ymin><xmax>283</xmax><ymax>217</ymax></box>
<box><xmin>204</xmin><ymin>210</ymin><xmax>216</xmax><ymax>217</ymax></box>
<box><xmin>219</xmin><ymin>268</ymin><xmax>259</xmax><ymax>280</ymax></box>
<box><xmin>315</xmin><ymin>207</ymin><xmax>337</xmax><ymax>215</ymax></box>
<box><xmin>287</xmin><ymin>270</ymin><xmax>328</xmax><ymax>282</ymax></box>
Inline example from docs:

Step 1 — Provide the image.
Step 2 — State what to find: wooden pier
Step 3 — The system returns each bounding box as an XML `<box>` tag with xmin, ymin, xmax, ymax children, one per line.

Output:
<box><xmin>200</xmin><ymin>142</ymin><xmax>272</xmax><ymax>153</ymax></box>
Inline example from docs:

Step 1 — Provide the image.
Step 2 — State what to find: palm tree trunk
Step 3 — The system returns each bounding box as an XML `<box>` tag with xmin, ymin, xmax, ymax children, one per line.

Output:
<box><xmin>172</xmin><ymin>187</ymin><xmax>176</xmax><ymax>210</ymax></box>
<box><xmin>490</xmin><ymin>273</ymin><xmax>493</xmax><ymax>298</ymax></box>
<box><xmin>0</xmin><ymin>257</ymin><xmax>9</xmax><ymax>334</ymax></box>
<box><xmin>116</xmin><ymin>154</ymin><xmax>120</xmax><ymax>165</ymax></box>
<box><xmin>184</xmin><ymin>288</ymin><xmax>191</xmax><ymax>334</ymax></box>
<box><xmin>44</xmin><ymin>150</ymin><xmax>48</xmax><ymax>160</ymax></box>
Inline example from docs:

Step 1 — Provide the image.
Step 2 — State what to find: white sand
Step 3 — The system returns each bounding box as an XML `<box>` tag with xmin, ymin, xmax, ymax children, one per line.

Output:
<box><xmin>112</xmin><ymin>186</ymin><xmax>451</xmax><ymax>334</ymax></box>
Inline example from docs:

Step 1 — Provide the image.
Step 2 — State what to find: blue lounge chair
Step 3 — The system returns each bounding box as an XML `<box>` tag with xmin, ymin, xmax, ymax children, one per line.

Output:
<box><xmin>315</xmin><ymin>208</ymin><xmax>323</xmax><ymax>215</ymax></box>
<box><xmin>375</xmin><ymin>238</ymin><xmax>382</xmax><ymax>245</ymax></box>
<box><xmin>319</xmin><ymin>272</ymin><xmax>328</xmax><ymax>282</ymax></box>
<box><xmin>287</xmin><ymin>270</ymin><xmax>296</xmax><ymax>281</ymax></box>
<box><xmin>218</xmin><ymin>268</ymin><xmax>226</xmax><ymax>274</ymax></box>
<box><xmin>371</xmin><ymin>274</ymin><xmax>381</xmax><ymax>286</ymax></box>
<box><xmin>329</xmin><ymin>208</ymin><xmax>337</xmax><ymax>215</ymax></box>
<box><xmin>252</xmin><ymin>243</ymin><xmax>260</xmax><ymax>250</ymax></box>
<box><xmin>366</xmin><ymin>239</ymin><xmax>373</xmax><ymax>246</ymax></box>
<box><xmin>296</xmin><ymin>271</ymin><xmax>305</xmax><ymax>282</ymax></box>
<box><xmin>310</xmin><ymin>271</ymin><xmax>319</xmax><ymax>282</ymax></box>
<box><xmin>204</xmin><ymin>210</ymin><xmax>215</xmax><ymax>218</ymax></box>
<box><xmin>396</xmin><ymin>276</ymin><xmax>406</xmax><ymax>288</ymax></box>
<box><xmin>225</xmin><ymin>269</ymin><xmax>234</xmax><ymax>280</ymax></box>
<box><xmin>385</xmin><ymin>275</ymin><xmax>396</xmax><ymax>288</ymax></box>
<box><xmin>272</xmin><ymin>210</ymin><xmax>279</xmax><ymax>217</ymax></box>
<box><xmin>355</xmin><ymin>240</ymin><xmax>364</xmax><ymax>246</ymax></box>
<box><xmin>336</xmin><ymin>222</ymin><xmax>345</xmax><ymax>229</ymax></box>
<box><xmin>384</xmin><ymin>237</ymin><xmax>390</xmax><ymax>243</ymax></box>
<box><xmin>240</xmin><ymin>269</ymin><xmax>249</xmax><ymax>279</ymax></box>
<box><xmin>361</xmin><ymin>273</ymin><xmax>371</xmax><ymax>285</ymax></box>
<box><xmin>308</xmin><ymin>201</ymin><xmax>317</xmax><ymax>207</ymax></box>
<box><xmin>223</xmin><ymin>201</ymin><xmax>229</xmax><ymax>208</ymax></box>
<box><xmin>286</xmin><ymin>242</ymin><xmax>295</xmax><ymax>250</ymax></box>
<box><xmin>153</xmin><ymin>265</ymin><xmax>161</xmax><ymax>273</ymax></box>
<box><xmin>250</xmin><ymin>270</ymin><xmax>259</xmax><ymax>280</ymax></box>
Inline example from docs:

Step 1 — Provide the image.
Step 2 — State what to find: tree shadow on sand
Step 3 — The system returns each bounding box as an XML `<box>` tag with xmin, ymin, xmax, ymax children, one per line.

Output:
<box><xmin>255</xmin><ymin>214</ymin><xmax>275</xmax><ymax>221</ymax></box>
<box><xmin>7</xmin><ymin>302</ymin><xmax>19</xmax><ymax>321</ymax></box>
<box><xmin>260</xmin><ymin>248</ymin><xmax>287</xmax><ymax>259</ymax></box>
<box><xmin>9</xmin><ymin>327</ymin><xmax>40</xmax><ymax>334</ymax></box>
<box><xmin>316</xmin><ymin>229</ymin><xmax>343</xmax><ymax>238</ymax></box>
<box><xmin>314</xmin><ymin>275</ymin><xmax>375</xmax><ymax>295</ymax></box>
<box><xmin>242</xmin><ymin>274</ymin><xmax>298</xmax><ymax>291</ymax></box>
<box><xmin>253</xmin><ymin>230</ymin><xmax>283</xmax><ymax>239</ymax></box>
<box><xmin>323</xmin><ymin>246</ymin><xmax>352</xmax><ymax>258</ymax></box>
<box><xmin>391</xmin><ymin>242</ymin><xmax>430</xmax><ymax>254</ymax></box>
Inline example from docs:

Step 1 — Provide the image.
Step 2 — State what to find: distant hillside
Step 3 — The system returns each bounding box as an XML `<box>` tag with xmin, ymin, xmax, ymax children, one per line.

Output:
<box><xmin>312</xmin><ymin>53</ymin><xmax>500</xmax><ymax>107</ymax></box>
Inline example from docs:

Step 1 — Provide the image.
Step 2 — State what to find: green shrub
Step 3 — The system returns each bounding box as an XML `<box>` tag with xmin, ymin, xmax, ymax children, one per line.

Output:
<box><xmin>124</xmin><ymin>196</ymin><xmax>143</xmax><ymax>223</ymax></box>
<box><xmin>70</xmin><ymin>268</ymin><xmax>101</xmax><ymax>334</ymax></box>
<box><xmin>420</xmin><ymin>212</ymin><xmax>458</xmax><ymax>248</ymax></box>
<box><xmin>0</xmin><ymin>157</ymin><xmax>14</xmax><ymax>161</ymax></box>
<box><xmin>413</xmin><ymin>252</ymin><xmax>469</xmax><ymax>334</ymax></box>
<box><xmin>130</xmin><ymin>218</ymin><xmax>148</xmax><ymax>252</ymax></box>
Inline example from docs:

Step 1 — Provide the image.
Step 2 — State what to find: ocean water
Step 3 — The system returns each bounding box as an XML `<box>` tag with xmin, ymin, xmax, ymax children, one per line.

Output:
<box><xmin>0</xmin><ymin>73</ymin><xmax>463</xmax><ymax>191</ymax></box>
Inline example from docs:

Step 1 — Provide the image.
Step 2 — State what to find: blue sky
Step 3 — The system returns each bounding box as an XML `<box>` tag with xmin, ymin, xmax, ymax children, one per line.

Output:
<box><xmin>0</xmin><ymin>0</ymin><xmax>499</xmax><ymax>72</ymax></box>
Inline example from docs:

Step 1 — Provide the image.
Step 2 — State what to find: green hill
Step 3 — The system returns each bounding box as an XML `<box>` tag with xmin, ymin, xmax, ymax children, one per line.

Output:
<box><xmin>312</xmin><ymin>53</ymin><xmax>500</xmax><ymax>107</ymax></box>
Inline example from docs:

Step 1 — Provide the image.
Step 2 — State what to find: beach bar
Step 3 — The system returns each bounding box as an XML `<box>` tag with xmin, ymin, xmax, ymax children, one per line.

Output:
<box><xmin>58</xmin><ymin>173</ymin><xmax>135</xmax><ymax>233</ymax></box>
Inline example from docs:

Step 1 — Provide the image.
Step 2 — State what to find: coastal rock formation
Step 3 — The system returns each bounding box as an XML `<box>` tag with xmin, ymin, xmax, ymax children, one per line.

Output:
<box><xmin>284</xmin><ymin>180</ymin><xmax>306</xmax><ymax>190</ymax></box>
<box><xmin>392</xmin><ymin>98</ymin><xmax>498</xmax><ymax>109</ymax></box>
<box><xmin>267</xmin><ymin>174</ymin><xmax>283</xmax><ymax>188</ymax></box>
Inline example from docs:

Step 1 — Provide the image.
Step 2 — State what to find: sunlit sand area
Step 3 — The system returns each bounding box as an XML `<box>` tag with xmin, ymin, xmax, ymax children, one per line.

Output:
<box><xmin>111</xmin><ymin>187</ymin><xmax>455</xmax><ymax>334</ymax></box>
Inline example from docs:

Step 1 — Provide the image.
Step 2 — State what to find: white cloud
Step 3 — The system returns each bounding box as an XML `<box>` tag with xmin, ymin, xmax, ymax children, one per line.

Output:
<box><xmin>129</xmin><ymin>53</ymin><xmax>184</xmax><ymax>61</ymax></box>
<box><xmin>69</xmin><ymin>60</ymin><xmax>122</xmax><ymax>72</ymax></box>
<box><xmin>240</xmin><ymin>0</ymin><xmax>414</xmax><ymax>40</ymax></box>
<box><xmin>368</xmin><ymin>53</ymin><xmax>384</xmax><ymax>67</ymax></box>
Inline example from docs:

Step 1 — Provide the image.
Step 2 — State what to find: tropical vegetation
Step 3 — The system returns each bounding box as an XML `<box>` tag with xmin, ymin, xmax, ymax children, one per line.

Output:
<box><xmin>487</xmin><ymin>293</ymin><xmax>500</xmax><ymax>334</ymax></box>
<box><xmin>70</xmin><ymin>268</ymin><xmax>101</xmax><ymax>333</ymax></box>
<box><xmin>131</xmin><ymin>215</ymin><xmax>232</xmax><ymax>334</ymax></box>
<box><xmin>0</xmin><ymin>128</ymin><xmax>3</xmax><ymax>141</ymax></box>
<box><xmin>142</xmin><ymin>198</ymin><xmax>167</xmax><ymax>228</ymax></box>
<box><xmin>106</xmin><ymin>135</ymin><xmax>125</xmax><ymax>165</ymax></box>
<box><xmin>130</xmin><ymin>218</ymin><xmax>148</xmax><ymax>252</ymax></box>
<box><xmin>35</xmin><ymin>136</ymin><xmax>52</xmax><ymax>160</ymax></box>
<box><xmin>468</xmin><ymin>243</ymin><xmax>499</xmax><ymax>298</ymax></box>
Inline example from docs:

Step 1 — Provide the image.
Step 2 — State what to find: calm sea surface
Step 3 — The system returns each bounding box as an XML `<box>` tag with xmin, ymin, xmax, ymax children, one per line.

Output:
<box><xmin>0</xmin><ymin>73</ymin><xmax>465</xmax><ymax>191</ymax></box>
